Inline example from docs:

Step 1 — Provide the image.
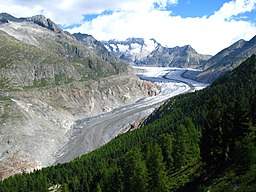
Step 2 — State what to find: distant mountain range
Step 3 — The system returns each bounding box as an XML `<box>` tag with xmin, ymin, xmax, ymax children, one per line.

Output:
<box><xmin>71</xmin><ymin>32</ymin><xmax>256</xmax><ymax>84</ymax></box>
<box><xmin>4</xmin><ymin>8</ymin><xmax>250</xmax><ymax>84</ymax></box>
<box><xmin>102</xmin><ymin>38</ymin><xmax>211</xmax><ymax>68</ymax></box>
<box><xmin>103</xmin><ymin>36</ymin><xmax>256</xmax><ymax>83</ymax></box>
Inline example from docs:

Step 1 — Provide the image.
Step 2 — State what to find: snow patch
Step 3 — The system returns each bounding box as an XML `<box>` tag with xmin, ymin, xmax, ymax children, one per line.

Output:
<box><xmin>118</xmin><ymin>44</ymin><xmax>129</xmax><ymax>52</ymax></box>
<box><xmin>109</xmin><ymin>44</ymin><xmax>118</xmax><ymax>52</ymax></box>
<box><xmin>144</xmin><ymin>39</ymin><xmax>158</xmax><ymax>52</ymax></box>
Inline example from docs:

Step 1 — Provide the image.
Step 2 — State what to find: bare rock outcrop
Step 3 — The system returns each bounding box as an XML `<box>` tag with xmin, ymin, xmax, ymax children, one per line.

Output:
<box><xmin>140</xmin><ymin>80</ymin><xmax>159</xmax><ymax>96</ymax></box>
<box><xmin>0</xmin><ymin>73</ymin><xmax>158</xmax><ymax>180</ymax></box>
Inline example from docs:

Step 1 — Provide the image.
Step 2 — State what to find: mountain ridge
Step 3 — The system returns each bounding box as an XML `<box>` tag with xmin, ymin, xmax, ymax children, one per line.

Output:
<box><xmin>102</xmin><ymin>38</ymin><xmax>211</xmax><ymax>68</ymax></box>
<box><xmin>73</xmin><ymin>32</ymin><xmax>120</xmax><ymax>64</ymax></box>
<box><xmin>195</xmin><ymin>35</ymin><xmax>256</xmax><ymax>82</ymax></box>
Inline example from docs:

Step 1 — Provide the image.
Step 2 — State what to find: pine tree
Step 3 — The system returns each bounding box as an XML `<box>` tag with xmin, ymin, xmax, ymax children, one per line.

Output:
<box><xmin>233</xmin><ymin>126</ymin><xmax>256</xmax><ymax>172</ymax></box>
<box><xmin>250</xmin><ymin>95</ymin><xmax>256</xmax><ymax>125</ymax></box>
<box><xmin>61</xmin><ymin>183</ymin><xmax>70</xmax><ymax>192</ymax></box>
<box><xmin>173</xmin><ymin>124</ymin><xmax>189</xmax><ymax>168</ymax></box>
<box><xmin>184</xmin><ymin>118</ymin><xmax>201</xmax><ymax>161</ymax></box>
<box><xmin>122</xmin><ymin>148</ymin><xmax>149</xmax><ymax>192</ymax></box>
<box><xmin>201</xmin><ymin>95</ymin><xmax>224</xmax><ymax>167</ymax></box>
<box><xmin>105</xmin><ymin>167</ymin><xmax>124</xmax><ymax>192</ymax></box>
<box><xmin>147</xmin><ymin>144</ymin><xmax>171</xmax><ymax>192</ymax></box>
<box><xmin>158</xmin><ymin>133</ymin><xmax>174</xmax><ymax>168</ymax></box>
<box><xmin>69</xmin><ymin>176</ymin><xmax>80</xmax><ymax>192</ymax></box>
<box><xmin>95</xmin><ymin>183</ymin><xmax>102</xmax><ymax>192</ymax></box>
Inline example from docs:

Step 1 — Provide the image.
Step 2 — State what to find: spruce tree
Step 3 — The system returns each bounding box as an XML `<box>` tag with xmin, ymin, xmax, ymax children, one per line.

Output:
<box><xmin>147</xmin><ymin>144</ymin><xmax>171</xmax><ymax>192</ymax></box>
<box><xmin>122</xmin><ymin>148</ymin><xmax>149</xmax><ymax>192</ymax></box>
<box><xmin>158</xmin><ymin>133</ymin><xmax>174</xmax><ymax>168</ymax></box>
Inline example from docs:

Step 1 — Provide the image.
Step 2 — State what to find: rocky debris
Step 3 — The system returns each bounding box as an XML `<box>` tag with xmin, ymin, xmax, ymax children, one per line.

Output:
<box><xmin>55</xmin><ymin>106</ymin><xmax>156</xmax><ymax>164</ymax></box>
<box><xmin>0</xmin><ymin>152</ymin><xmax>39</xmax><ymax>180</ymax></box>
<box><xmin>127</xmin><ymin>115</ymin><xmax>150</xmax><ymax>132</ymax></box>
<box><xmin>13</xmin><ymin>73</ymin><xmax>158</xmax><ymax>118</ymax></box>
<box><xmin>0</xmin><ymin>73</ymin><xmax>159</xmax><ymax>180</ymax></box>
<box><xmin>102</xmin><ymin>106</ymin><xmax>111</xmax><ymax>112</ymax></box>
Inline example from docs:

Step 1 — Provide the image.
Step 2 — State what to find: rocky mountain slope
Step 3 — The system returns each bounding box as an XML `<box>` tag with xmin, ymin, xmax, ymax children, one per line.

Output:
<box><xmin>73</xmin><ymin>33</ymin><xmax>119</xmax><ymax>64</ymax></box>
<box><xmin>194</xmin><ymin>35</ymin><xmax>256</xmax><ymax>83</ymax></box>
<box><xmin>137</xmin><ymin>44</ymin><xmax>211</xmax><ymax>68</ymax></box>
<box><xmin>0</xmin><ymin>13</ymin><xmax>158</xmax><ymax>179</ymax></box>
<box><xmin>102</xmin><ymin>38</ymin><xmax>211</xmax><ymax>68</ymax></box>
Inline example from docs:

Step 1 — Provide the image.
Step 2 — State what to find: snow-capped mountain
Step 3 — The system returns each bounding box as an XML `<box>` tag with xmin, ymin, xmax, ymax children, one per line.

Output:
<box><xmin>102</xmin><ymin>38</ymin><xmax>160</xmax><ymax>63</ymax></box>
<box><xmin>102</xmin><ymin>38</ymin><xmax>211</xmax><ymax>68</ymax></box>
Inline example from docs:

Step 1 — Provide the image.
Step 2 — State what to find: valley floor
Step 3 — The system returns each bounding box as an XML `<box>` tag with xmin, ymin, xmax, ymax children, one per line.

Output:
<box><xmin>55</xmin><ymin>67</ymin><xmax>208</xmax><ymax>164</ymax></box>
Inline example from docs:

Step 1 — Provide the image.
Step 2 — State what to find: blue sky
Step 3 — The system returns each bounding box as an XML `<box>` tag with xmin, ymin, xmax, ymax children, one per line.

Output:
<box><xmin>80</xmin><ymin>0</ymin><xmax>256</xmax><ymax>23</ymax></box>
<box><xmin>170</xmin><ymin>0</ymin><xmax>230</xmax><ymax>17</ymax></box>
<box><xmin>83</xmin><ymin>10</ymin><xmax>114</xmax><ymax>22</ymax></box>
<box><xmin>1</xmin><ymin>0</ymin><xmax>256</xmax><ymax>55</ymax></box>
<box><xmin>80</xmin><ymin>1</ymin><xmax>232</xmax><ymax>23</ymax></box>
<box><xmin>80</xmin><ymin>1</ymin><xmax>244</xmax><ymax>24</ymax></box>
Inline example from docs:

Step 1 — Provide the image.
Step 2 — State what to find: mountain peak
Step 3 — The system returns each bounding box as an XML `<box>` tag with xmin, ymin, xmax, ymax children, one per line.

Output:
<box><xmin>74</xmin><ymin>33</ymin><xmax>119</xmax><ymax>63</ymax></box>
<box><xmin>102</xmin><ymin>37</ymin><xmax>160</xmax><ymax>63</ymax></box>
<box><xmin>29</xmin><ymin>14</ymin><xmax>47</xmax><ymax>20</ymax></box>
<box><xmin>149</xmin><ymin>38</ymin><xmax>157</xmax><ymax>43</ymax></box>
<box><xmin>126</xmin><ymin>37</ymin><xmax>145</xmax><ymax>45</ymax></box>
<box><xmin>73</xmin><ymin>32</ymin><xmax>92</xmax><ymax>41</ymax></box>
<box><xmin>184</xmin><ymin>45</ymin><xmax>197</xmax><ymax>53</ymax></box>
<box><xmin>184</xmin><ymin>44</ymin><xmax>192</xmax><ymax>49</ymax></box>
<box><xmin>26</xmin><ymin>15</ymin><xmax>63</xmax><ymax>33</ymax></box>
<box><xmin>0</xmin><ymin>13</ymin><xmax>63</xmax><ymax>33</ymax></box>
<box><xmin>196</xmin><ymin>35</ymin><xmax>256</xmax><ymax>83</ymax></box>
<box><xmin>103</xmin><ymin>38</ymin><xmax>211</xmax><ymax>68</ymax></box>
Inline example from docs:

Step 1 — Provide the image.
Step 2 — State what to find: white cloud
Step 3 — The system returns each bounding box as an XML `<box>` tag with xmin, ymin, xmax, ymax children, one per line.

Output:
<box><xmin>68</xmin><ymin>0</ymin><xmax>256</xmax><ymax>55</ymax></box>
<box><xmin>0</xmin><ymin>0</ymin><xmax>256</xmax><ymax>55</ymax></box>
<box><xmin>154</xmin><ymin>0</ymin><xmax>178</xmax><ymax>9</ymax></box>
<box><xmin>0</xmin><ymin>0</ymin><xmax>177</xmax><ymax>24</ymax></box>
<box><xmin>212</xmin><ymin>0</ymin><xmax>256</xmax><ymax>20</ymax></box>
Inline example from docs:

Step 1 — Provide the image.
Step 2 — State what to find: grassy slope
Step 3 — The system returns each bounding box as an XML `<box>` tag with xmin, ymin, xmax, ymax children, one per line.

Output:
<box><xmin>0</xmin><ymin>29</ymin><xmax>126</xmax><ymax>90</ymax></box>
